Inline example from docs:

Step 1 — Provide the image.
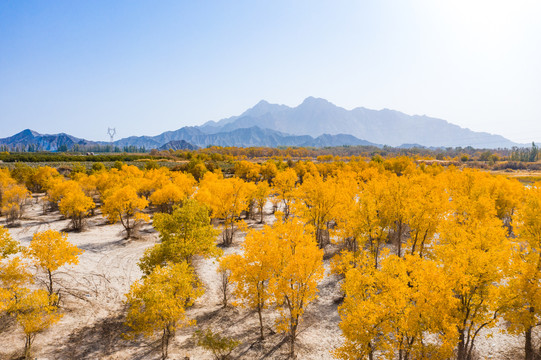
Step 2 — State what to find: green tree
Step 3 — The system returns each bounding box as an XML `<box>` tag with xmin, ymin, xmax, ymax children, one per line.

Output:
<box><xmin>138</xmin><ymin>200</ymin><xmax>220</xmax><ymax>275</ymax></box>
<box><xmin>194</xmin><ymin>328</ymin><xmax>240</xmax><ymax>360</ymax></box>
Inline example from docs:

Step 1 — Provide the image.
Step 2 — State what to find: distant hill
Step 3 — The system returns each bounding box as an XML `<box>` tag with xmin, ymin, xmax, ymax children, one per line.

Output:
<box><xmin>115</xmin><ymin>126</ymin><xmax>378</xmax><ymax>149</ymax></box>
<box><xmin>200</xmin><ymin>97</ymin><xmax>519</xmax><ymax>148</ymax></box>
<box><xmin>0</xmin><ymin>129</ymin><xmax>97</xmax><ymax>151</ymax></box>
<box><xmin>158</xmin><ymin>140</ymin><xmax>199</xmax><ymax>151</ymax></box>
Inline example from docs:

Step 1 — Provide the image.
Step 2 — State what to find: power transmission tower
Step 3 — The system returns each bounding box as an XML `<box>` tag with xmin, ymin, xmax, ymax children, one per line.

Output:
<box><xmin>107</xmin><ymin>127</ymin><xmax>116</xmax><ymax>144</ymax></box>
<box><xmin>107</xmin><ymin>128</ymin><xmax>116</xmax><ymax>152</ymax></box>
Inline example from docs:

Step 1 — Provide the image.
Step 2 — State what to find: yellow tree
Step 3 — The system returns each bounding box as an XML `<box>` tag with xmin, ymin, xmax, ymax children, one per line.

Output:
<box><xmin>30</xmin><ymin>166</ymin><xmax>60</xmax><ymax>193</ymax></box>
<box><xmin>171</xmin><ymin>171</ymin><xmax>196</xmax><ymax>195</ymax></box>
<box><xmin>139</xmin><ymin>167</ymin><xmax>171</xmax><ymax>199</ymax></box>
<box><xmin>196</xmin><ymin>173</ymin><xmax>253</xmax><ymax>246</ymax></box>
<box><xmin>72</xmin><ymin>172</ymin><xmax>99</xmax><ymax>216</ymax></box>
<box><xmin>334</xmin><ymin>252</ymin><xmax>389</xmax><ymax>360</ymax></box>
<box><xmin>0</xmin><ymin>168</ymin><xmax>17</xmax><ymax>216</ymax></box>
<box><xmin>0</xmin><ymin>228</ymin><xmax>55</xmax><ymax>360</ymax></box>
<box><xmin>489</xmin><ymin>175</ymin><xmax>524</xmax><ymax>230</ymax></box>
<box><xmin>15</xmin><ymin>288</ymin><xmax>61</xmax><ymax>360</ymax></box>
<box><xmin>444</xmin><ymin>168</ymin><xmax>496</xmax><ymax>223</ymax></box>
<box><xmin>382</xmin><ymin>156</ymin><xmax>416</xmax><ymax>176</ymax></box>
<box><xmin>330</xmin><ymin>171</ymin><xmax>362</xmax><ymax>257</ymax></box>
<box><xmin>436</xmin><ymin>169</ymin><xmax>515</xmax><ymax>360</ymax></box>
<box><xmin>435</xmin><ymin>214</ymin><xmax>510</xmax><ymax>360</ymax></box>
<box><xmin>295</xmin><ymin>172</ymin><xmax>347</xmax><ymax>248</ymax></box>
<box><xmin>260</xmin><ymin>161</ymin><xmax>278</xmax><ymax>184</ymax></box>
<box><xmin>148</xmin><ymin>171</ymin><xmax>195</xmax><ymax>214</ymax></box>
<box><xmin>0</xmin><ymin>286</ymin><xmax>8</xmax><ymax>313</ymax></box>
<box><xmin>102</xmin><ymin>185</ymin><xmax>149</xmax><ymax>239</ymax></box>
<box><xmin>25</xmin><ymin>229</ymin><xmax>83</xmax><ymax>302</ymax></box>
<box><xmin>220</xmin><ymin>225</ymin><xmax>277</xmax><ymax>339</ymax></box>
<box><xmin>94</xmin><ymin>169</ymin><xmax>122</xmax><ymax>201</ymax></box>
<box><xmin>0</xmin><ymin>256</ymin><xmax>33</xmax><ymax>309</ymax></box>
<box><xmin>2</xmin><ymin>184</ymin><xmax>30</xmax><ymax>225</ymax></box>
<box><xmin>1</xmin><ymin>227</ymin><xmax>30</xmax><ymax>313</ymax></box>
<box><xmin>44</xmin><ymin>179</ymin><xmax>79</xmax><ymax>212</ymax></box>
<box><xmin>335</xmin><ymin>254</ymin><xmax>457</xmax><ymax>360</ymax></box>
<box><xmin>252</xmin><ymin>181</ymin><xmax>270</xmax><ymax>223</ymax></box>
<box><xmin>149</xmin><ymin>182</ymin><xmax>187</xmax><ymax>214</ymax></box>
<box><xmin>58</xmin><ymin>186</ymin><xmax>95</xmax><ymax>230</ymax></box>
<box><xmin>234</xmin><ymin>160</ymin><xmax>261</xmax><ymax>182</ymax></box>
<box><xmin>0</xmin><ymin>225</ymin><xmax>19</xmax><ymax>258</ymax></box>
<box><xmin>124</xmin><ymin>261</ymin><xmax>204</xmax><ymax>360</ymax></box>
<box><xmin>405</xmin><ymin>173</ymin><xmax>447</xmax><ymax>257</ymax></box>
<box><xmin>501</xmin><ymin>183</ymin><xmax>541</xmax><ymax>360</ymax></box>
<box><xmin>340</xmin><ymin>174</ymin><xmax>389</xmax><ymax>269</ymax></box>
<box><xmin>273</xmin><ymin>168</ymin><xmax>297</xmax><ymax>219</ymax></box>
<box><xmin>380</xmin><ymin>174</ymin><xmax>413</xmax><ymax>257</ymax></box>
<box><xmin>74</xmin><ymin>172</ymin><xmax>98</xmax><ymax>196</ymax></box>
<box><xmin>138</xmin><ymin>199</ymin><xmax>220</xmax><ymax>275</ymax></box>
<box><xmin>269</xmin><ymin>219</ymin><xmax>324</xmax><ymax>358</ymax></box>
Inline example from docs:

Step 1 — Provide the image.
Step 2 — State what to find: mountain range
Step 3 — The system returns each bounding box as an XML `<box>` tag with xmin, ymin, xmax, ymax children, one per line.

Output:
<box><xmin>0</xmin><ymin>97</ymin><xmax>523</xmax><ymax>151</ymax></box>
<box><xmin>201</xmin><ymin>97</ymin><xmax>517</xmax><ymax>148</ymax></box>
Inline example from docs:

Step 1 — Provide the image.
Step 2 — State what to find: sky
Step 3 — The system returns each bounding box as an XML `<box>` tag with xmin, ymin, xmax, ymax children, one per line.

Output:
<box><xmin>1</xmin><ymin>0</ymin><xmax>540</xmax><ymax>143</ymax></box>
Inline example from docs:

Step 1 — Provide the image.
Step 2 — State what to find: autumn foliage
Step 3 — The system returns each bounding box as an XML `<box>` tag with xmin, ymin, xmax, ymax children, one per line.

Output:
<box><xmin>2</xmin><ymin>154</ymin><xmax>541</xmax><ymax>359</ymax></box>
<box><xmin>124</xmin><ymin>261</ymin><xmax>203</xmax><ymax>360</ymax></box>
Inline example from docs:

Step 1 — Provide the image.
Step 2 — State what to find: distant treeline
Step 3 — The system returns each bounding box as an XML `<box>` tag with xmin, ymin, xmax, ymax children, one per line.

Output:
<box><xmin>0</xmin><ymin>144</ymin><xmax>147</xmax><ymax>153</ymax></box>
<box><xmin>0</xmin><ymin>143</ymin><xmax>539</xmax><ymax>165</ymax></box>
<box><xmin>158</xmin><ymin>143</ymin><xmax>541</xmax><ymax>162</ymax></box>
<box><xmin>0</xmin><ymin>152</ymin><xmax>161</xmax><ymax>163</ymax></box>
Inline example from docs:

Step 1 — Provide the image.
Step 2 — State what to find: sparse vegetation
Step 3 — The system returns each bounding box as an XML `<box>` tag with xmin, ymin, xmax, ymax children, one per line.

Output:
<box><xmin>0</xmin><ymin>154</ymin><xmax>540</xmax><ymax>359</ymax></box>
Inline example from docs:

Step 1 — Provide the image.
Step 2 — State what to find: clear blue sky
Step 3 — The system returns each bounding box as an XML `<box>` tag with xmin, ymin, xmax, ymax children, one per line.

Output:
<box><xmin>1</xmin><ymin>1</ymin><xmax>540</xmax><ymax>143</ymax></box>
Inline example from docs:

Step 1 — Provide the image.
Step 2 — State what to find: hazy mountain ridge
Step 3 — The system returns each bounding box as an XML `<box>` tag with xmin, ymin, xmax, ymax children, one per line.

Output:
<box><xmin>200</xmin><ymin>97</ymin><xmax>519</xmax><ymax>148</ymax></box>
<box><xmin>116</xmin><ymin>126</ymin><xmax>378</xmax><ymax>149</ymax></box>
<box><xmin>0</xmin><ymin>127</ymin><xmax>378</xmax><ymax>151</ymax></box>
<box><xmin>0</xmin><ymin>97</ymin><xmax>523</xmax><ymax>151</ymax></box>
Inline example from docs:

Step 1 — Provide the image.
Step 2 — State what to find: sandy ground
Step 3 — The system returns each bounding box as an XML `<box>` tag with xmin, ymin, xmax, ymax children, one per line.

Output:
<box><xmin>0</xmin><ymin>198</ymin><xmax>531</xmax><ymax>359</ymax></box>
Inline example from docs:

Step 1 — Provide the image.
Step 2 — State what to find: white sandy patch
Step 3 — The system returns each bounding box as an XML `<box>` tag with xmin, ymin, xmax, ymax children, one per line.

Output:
<box><xmin>0</xmin><ymin>198</ymin><xmax>527</xmax><ymax>359</ymax></box>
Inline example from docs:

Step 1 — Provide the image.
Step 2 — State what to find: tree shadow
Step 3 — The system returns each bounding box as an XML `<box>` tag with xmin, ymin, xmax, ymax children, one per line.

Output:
<box><xmin>55</xmin><ymin>313</ymin><xmax>157</xmax><ymax>359</ymax></box>
<box><xmin>77</xmin><ymin>238</ymin><xmax>127</xmax><ymax>253</ymax></box>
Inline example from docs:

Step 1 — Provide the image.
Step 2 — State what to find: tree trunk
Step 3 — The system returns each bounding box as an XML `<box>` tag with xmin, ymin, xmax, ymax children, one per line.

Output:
<box><xmin>258</xmin><ymin>305</ymin><xmax>264</xmax><ymax>340</ymax></box>
<box><xmin>121</xmin><ymin>214</ymin><xmax>132</xmax><ymax>239</ymax></box>
<box><xmin>223</xmin><ymin>226</ymin><xmax>234</xmax><ymax>246</ymax></box>
<box><xmin>289</xmin><ymin>319</ymin><xmax>298</xmax><ymax>358</ymax></box>
<box><xmin>316</xmin><ymin>228</ymin><xmax>323</xmax><ymax>249</ymax></box>
<box><xmin>396</xmin><ymin>222</ymin><xmax>402</xmax><ymax>257</ymax></box>
<box><xmin>220</xmin><ymin>270</ymin><xmax>230</xmax><ymax>308</ymax></box>
<box><xmin>525</xmin><ymin>323</ymin><xmax>534</xmax><ymax>360</ymax></box>
<box><xmin>24</xmin><ymin>334</ymin><xmax>33</xmax><ymax>360</ymax></box>
<box><xmin>368</xmin><ymin>344</ymin><xmax>374</xmax><ymax>360</ymax></box>
<box><xmin>283</xmin><ymin>201</ymin><xmax>290</xmax><ymax>219</ymax></box>
<box><xmin>289</xmin><ymin>333</ymin><xmax>296</xmax><ymax>359</ymax></box>
<box><xmin>162</xmin><ymin>326</ymin><xmax>171</xmax><ymax>360</ymax></box>
<box><xmin>47</xmin><ymin>268</ymin><xmax>54</xmax><ymax>297</ymax></box>
<box><xmin>457</xmin><ymin>330</ymin><xmax>467</xmax><ymax>360</ymax></box>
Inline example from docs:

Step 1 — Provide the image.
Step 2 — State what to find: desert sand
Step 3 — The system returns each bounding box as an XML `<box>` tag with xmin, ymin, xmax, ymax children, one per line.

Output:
<box><xmin>0</xmin><ymin>197</ymin><xmax>529</xmax><ymax>359</ymax></box>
